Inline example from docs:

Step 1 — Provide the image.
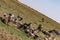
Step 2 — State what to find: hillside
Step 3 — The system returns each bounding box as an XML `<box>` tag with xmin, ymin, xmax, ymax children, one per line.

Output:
<box><xmin>0</xmin><ymin>0</ymin><xmax>60</xmax><ymax>40</ymax></box>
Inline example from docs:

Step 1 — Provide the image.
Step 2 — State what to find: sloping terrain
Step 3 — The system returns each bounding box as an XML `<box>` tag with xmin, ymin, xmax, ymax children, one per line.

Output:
<box><xmin>0</xmin><ymin>0</ymin><xmax>60</xmax><ymax>40</ymax></box>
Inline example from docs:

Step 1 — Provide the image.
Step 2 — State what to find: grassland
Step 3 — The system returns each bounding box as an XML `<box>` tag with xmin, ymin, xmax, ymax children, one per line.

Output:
<box><xmin>0</xmin><ymin>0</ymin><xmax>60</xmax><ymax>40</ymax></box>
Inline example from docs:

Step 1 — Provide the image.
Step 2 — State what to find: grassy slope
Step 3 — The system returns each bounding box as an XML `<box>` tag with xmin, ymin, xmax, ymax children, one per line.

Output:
<box><xmin>0</xmin><ymin>0</ymin><xmax>60</xmax><ymax>40</ymax></box>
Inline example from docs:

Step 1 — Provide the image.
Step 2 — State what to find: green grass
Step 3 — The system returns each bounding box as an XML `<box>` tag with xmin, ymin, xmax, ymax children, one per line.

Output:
<box><xmin>0</xmin><ymin>0</ymin><xmax>60</xmax><ymax>40</ymax></box>
<box><xmin>0</xmin><ymin>20</ymin><xmax>33</xmax><ymax>40</ymax></box>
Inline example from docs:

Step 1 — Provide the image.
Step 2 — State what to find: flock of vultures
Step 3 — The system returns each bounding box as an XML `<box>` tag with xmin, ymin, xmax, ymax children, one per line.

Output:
<box><xmin>0</xmin><ymin>13</ymin><xmax>60</xmax><ymax>40</ymax></box>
